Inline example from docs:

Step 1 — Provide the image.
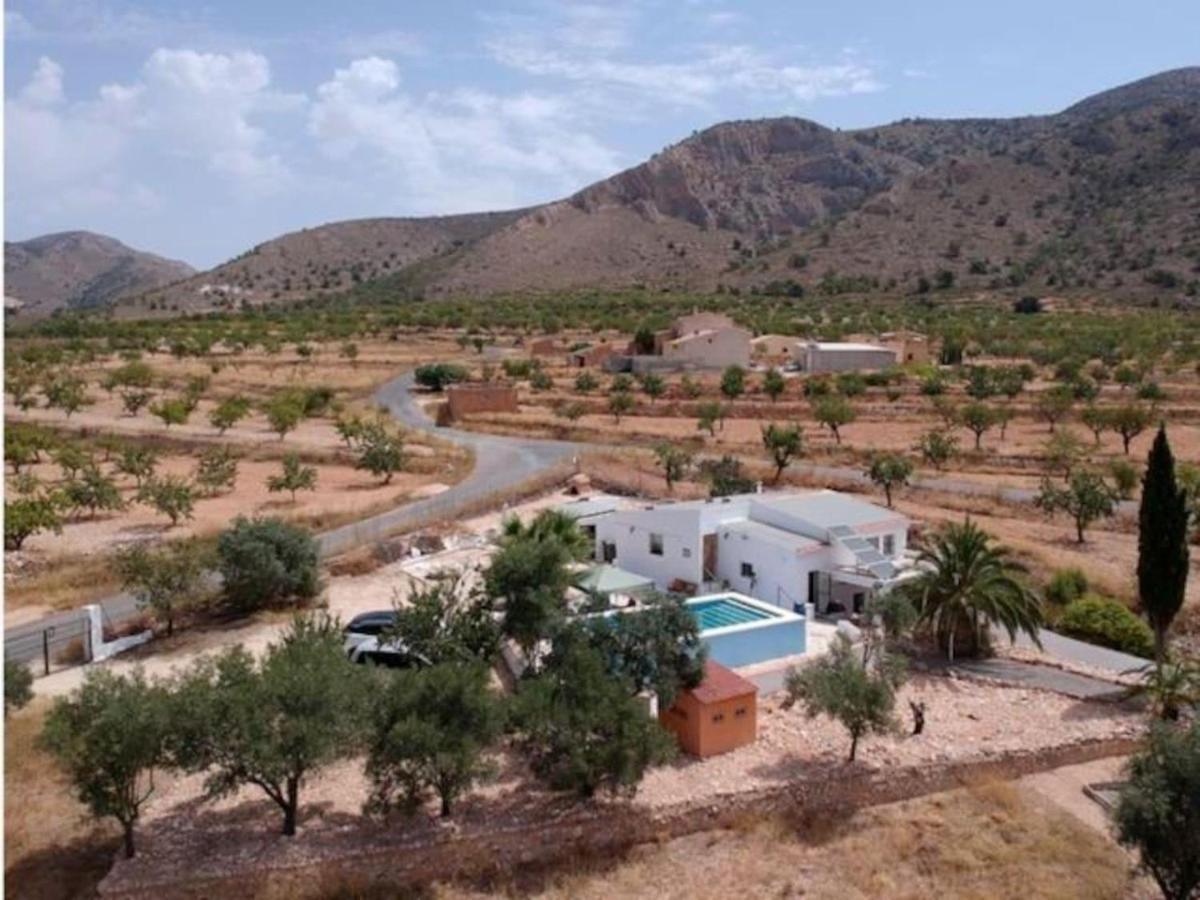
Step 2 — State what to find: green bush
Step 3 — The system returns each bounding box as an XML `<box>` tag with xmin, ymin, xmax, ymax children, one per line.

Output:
<box><xmin>1057</xmin><ymin>595</ymin><xmax>1153</xmax><ymax>658</ymax></box>
<box><xmin>1045</xmin><ymin>567</ymin><xmax>1089</xmax><ymax>607</ymax></box>
<box><xmin>217</xmin><ymin>517</ymin><xmax>321</xmax><ymax>612</ymax></box>
<box><xmin>414</xmin><ymin>363</ymin><xmax>468</xmax><ymax>392</ymax></box>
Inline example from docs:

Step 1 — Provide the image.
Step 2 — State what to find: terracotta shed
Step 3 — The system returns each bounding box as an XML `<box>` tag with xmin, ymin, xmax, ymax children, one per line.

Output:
<box><xmin>660</xmin><ymin>660</ymin><xmax>757</xmax><ymax>758</ymax></box>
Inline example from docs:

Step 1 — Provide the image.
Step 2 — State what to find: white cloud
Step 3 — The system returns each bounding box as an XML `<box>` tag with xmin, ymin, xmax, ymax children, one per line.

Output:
<box><xmin>308</xmin><ymin>56</ymin><xmax>622</xmax><ymax>211</ymax></box>
<box><xmin>486</xmin><ymin>18</ymin><xmax>884</xmax><ymax>110</ymax></box>
<box><xmin>20</xmin><ymin>56</ymin><xmax>66</xmax><ymax>105</ymax></box>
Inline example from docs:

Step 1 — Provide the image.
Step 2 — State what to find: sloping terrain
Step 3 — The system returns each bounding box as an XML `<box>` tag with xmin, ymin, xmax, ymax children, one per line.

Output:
<box><xmin>92</xmin><ymin>66</ymin><xmax>1200</xmax><ymax>314</ymax></box>
<box><xmin>126</xmin><ymin>209</ymin><xmax>528</xmax><ymax>315</ymax></box>
<box><xmin>4</xmin><ymin>231</ymin><xmax>195</xmax><ymax>317</ymax></box>
<box><xmin>428</xmin><ymin>67</ymin><xmax>1200</xmax><ymax>300</ymax></box>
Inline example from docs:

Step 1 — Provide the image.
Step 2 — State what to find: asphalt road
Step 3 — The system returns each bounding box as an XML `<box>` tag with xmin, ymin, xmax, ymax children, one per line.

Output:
<box><xmin>3</xmin><ymin>369</ymin><xmax>1133</xmax><ymax>665</ymax></box>
<box><xmin>5</xmin><ymin>371</ymin><xmax>578</xmax><ymax>666</ymax></box>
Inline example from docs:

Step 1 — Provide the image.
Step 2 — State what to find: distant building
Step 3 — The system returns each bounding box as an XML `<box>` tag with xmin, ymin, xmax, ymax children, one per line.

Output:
<box><xmin>622</xmin><ymin>312</ymin><xmax>751</xmax><ymax>373</ymax></box>
<box><xmin>660</xmin><ymin>660</ymin><xmax>758</xmax><ymax>758</ymax></box>
<box><xmin>567</xmin><ymin>342</ymin><xmax>618</xmax><ymax>368</ymax></box>
<box><xmin>877</xmin><ymin>331</ymin><xmax>934</xmax><ymax>366</ymax></box>
<box><xmin>791</xmin><ymin>341</ymin><xmax>898</xmax><ymax>374</ymax></box>
<box><xmin>750</xmin><ymin>334</ymin><xmax>795</xmax><ymax>364</ymax></box>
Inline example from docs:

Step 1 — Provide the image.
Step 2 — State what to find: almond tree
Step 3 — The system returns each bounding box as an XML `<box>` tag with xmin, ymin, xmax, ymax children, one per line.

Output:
<box><xmin>761</xmin><ymin>422</ymin><xmax>804</xmax><ymax>483</ymax></box>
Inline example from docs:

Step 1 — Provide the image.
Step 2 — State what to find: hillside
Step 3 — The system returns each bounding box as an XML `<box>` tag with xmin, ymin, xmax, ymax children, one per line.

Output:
<box><xmin>4</xmin><ymin>231</ymin><xmax>195</xmax><ymax>317</ymax></box>
<box><xmin>122</xmin><ymin>67</ymin><xmax>1200</xmax><ymax>313</ymax></box>
<box><xmin>127</xmin><ymin>209</ymin><xmax>528</xmax><ymax>315</ymax></box>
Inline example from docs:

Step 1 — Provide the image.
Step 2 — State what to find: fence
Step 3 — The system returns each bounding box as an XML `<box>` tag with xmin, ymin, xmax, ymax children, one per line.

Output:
<box><xmin>4</xmin><ymin>611</ymin><xmax>92</xmax><ymax>677</ymax></box>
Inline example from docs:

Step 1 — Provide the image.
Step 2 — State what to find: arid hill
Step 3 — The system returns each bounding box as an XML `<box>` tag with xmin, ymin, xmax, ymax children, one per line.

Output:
<box><xmin>5</xmin><ymin>231</ymin><xmax>195</xmax><ymax>317</ymax></box>
<box><xmin>114</xmin><ymin>67</ymin><xmax>1200</xmax><ymax>314</ymax></box>
<box><xmin>125</xmin><ymin>210</ymin><xmax>528</xmax><ymax>315</ymax></box>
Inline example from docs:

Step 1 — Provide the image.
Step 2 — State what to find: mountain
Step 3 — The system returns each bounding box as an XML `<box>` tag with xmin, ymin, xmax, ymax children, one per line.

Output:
<box><xmin>5</xmin><ymin>231</ymin><xmax>195</xmax><ymax>317</ymax></box>
<box><xmin>127</xmin><ymin>67</ymin><xmax>1200</xmax><ymax>314</ymax></box>
<box><xmin>122</xmin><ymin>210</ymin><xmax>528</xmax><ymax>315</ymax></box>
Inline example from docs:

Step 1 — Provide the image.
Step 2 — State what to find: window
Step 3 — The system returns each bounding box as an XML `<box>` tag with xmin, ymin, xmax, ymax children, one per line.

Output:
<box><xmin>740</xmin><ymin>562</ymin><xmax>755</xmax><ymax>579</ymax></box>
<box><xmin>712</xmin><ymin>712</ymin><xmax>725</xmax><ymax>723</ymax></box>
<box><xmin>735</xmin><ymin>706</ymin><xmax>748</xmax><ymax>718</ymax></box>
<box><xmin>601</xmin><ymin>541</ymin><xmax>617</xmax><ymax>563</ymax></box>
<box><xmin>649</xmin><ymin>533</ymin><xmax>664</xmax><ymax>556</ymax></box>
<box><xmin>682</xmin><ymin>547</ymin><xmax>692</xmax><ymax>558</ymax></box>
<box><xmin>883</xmin><ymin>534</ymin><xmax>896</xmax><ymax>556</ymax></box>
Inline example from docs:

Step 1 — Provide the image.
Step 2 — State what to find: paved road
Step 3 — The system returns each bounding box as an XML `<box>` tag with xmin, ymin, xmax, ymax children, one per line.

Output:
<box><xmin>1</xmin><ymin>370</ymin><xmax>1133</xmax><ymax>666</ymax></box>
<box><xmin>944</xmin><ymin>657</ymin><xmax>1131</xmax><ymax>700</ymax></box>
<box><xmin>5</xmin><ymin>371</ymin><xmax>578</xmax><ymax>666</ymax></box>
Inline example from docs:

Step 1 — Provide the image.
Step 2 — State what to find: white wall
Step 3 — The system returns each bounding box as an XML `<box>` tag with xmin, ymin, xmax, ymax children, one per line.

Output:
<box><xmin>594</xmin><ymin>513</ymin><xmax>702</xmax><ymax>590</ymax></box>
<box><xmin>664</xmin><ymin>328</ymin><xmax>751</xmax><ymax>368</ymax></box>
<box><xmin>712</xmin><ymin>532</ymin><xmax>831</xmax><ymax>612</ymax></box>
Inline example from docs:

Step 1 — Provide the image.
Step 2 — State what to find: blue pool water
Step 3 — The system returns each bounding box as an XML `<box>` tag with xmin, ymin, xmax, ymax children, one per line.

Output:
<box><xmin>689</xmin><ymin>596</ymin><xmax>775</xmax><ymax>631</ymax></box>
<box><xmin>685</xmin><ymin>593</ymin><xmax>806</xmax><ymax>667</ymax></box>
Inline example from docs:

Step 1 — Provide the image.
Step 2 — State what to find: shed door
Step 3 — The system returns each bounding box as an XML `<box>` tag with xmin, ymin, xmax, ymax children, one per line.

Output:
<box><xmin>702</xmin><ymin>533</ymin><xmax>718</xmax><ymax>581</ymax></box>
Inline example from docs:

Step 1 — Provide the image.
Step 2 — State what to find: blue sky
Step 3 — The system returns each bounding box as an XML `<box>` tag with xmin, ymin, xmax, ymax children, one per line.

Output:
<box><xmin>6</xmin><ymin>0</ymin><xmax>1198</xmax><ymax>268</ymax></box>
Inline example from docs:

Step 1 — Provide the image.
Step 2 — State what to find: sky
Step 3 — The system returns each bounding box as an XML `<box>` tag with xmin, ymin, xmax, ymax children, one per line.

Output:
<box><xmin>5</xmin><ymin>0</ymin><xmax>1198</xmax><ymax>269</ymax></box>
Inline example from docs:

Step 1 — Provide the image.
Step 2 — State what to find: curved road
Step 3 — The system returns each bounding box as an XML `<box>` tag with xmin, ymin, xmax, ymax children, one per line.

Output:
<box><xmin>5</xmin><ymin>369</ymin><xmax>1130</xmax><ymax>665</ymax></box>
<box><xmin>5</xmin><ymin>371</ymin><xmax>578</xmax><ymax>666</ymax></box>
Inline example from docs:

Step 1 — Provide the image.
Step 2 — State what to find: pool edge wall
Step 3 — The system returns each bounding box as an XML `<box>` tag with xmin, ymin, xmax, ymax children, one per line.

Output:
<box><xmin>687</xmin><ymin>593</ymin><xmax>807</xmax><ymax>668</ymax></box>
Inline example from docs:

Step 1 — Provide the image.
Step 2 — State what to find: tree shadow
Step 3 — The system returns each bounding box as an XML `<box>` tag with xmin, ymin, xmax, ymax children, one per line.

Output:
<box><xmin>5</xmin><ymin>831</ymin><xmax>120</xmax><ymax>900</ymax></box>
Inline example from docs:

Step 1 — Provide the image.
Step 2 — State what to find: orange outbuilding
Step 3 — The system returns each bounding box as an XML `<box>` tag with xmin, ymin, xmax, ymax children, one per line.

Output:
<box><xmin>659</xmin><ymin>660</ymin><xmax>757</xmax><ymax>758</ymax></box>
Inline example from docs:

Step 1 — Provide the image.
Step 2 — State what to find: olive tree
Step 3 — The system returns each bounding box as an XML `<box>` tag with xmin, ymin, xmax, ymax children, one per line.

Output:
<box><xmin>1034</xmin><ymin>470</ymin><xmax>1118</xmax><ymax>543</ymax></box>
<box><xmin>267</xmin><ymin>453</ymin><xmax>318</xmax><ymax>502</ymax></box>
<box><xmin>761</xmin><ymin>422</ymin><xmax>804</xmax><ymax>483</ymax></box>
<box><xmin>364</xmin><ymin>663</ymin><xmax>503</xmax><ymax>818</ymax></box>
<box><xmin>867</xmin><ymin>453</ymin><xmax>914</xmax><ymax>508</ymax></box>
<box><xmin>784</xmin><ymin>633</ymin><xmax>904</xmax><ymax>762</ymax></box>
<box><xmin>170</xmin><ymin>615</ymin><xmax>365</xmax><ymax>836</ymax></box>
<box><xmin>116</xmin><ymin>540</ymin><xmax>211</xmax><ymax>636</ymax></box>
<box><xmin>41</xmin><ymin>668</ymin><xmax>170</xmax><ymax>858</ymax></box>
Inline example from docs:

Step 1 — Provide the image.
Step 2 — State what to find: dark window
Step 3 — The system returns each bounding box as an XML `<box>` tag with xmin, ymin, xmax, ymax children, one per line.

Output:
<box><xmin>740</xmin><ymin>562</ymin><xmax>755</xmax><ymax>578</ymax></box>
<box><xmin>649</xmin><ymin>533</ymin><xmax>664</xmax><ymax>556</ymax></box>
<box><xmin>712</xmin><ymin>712</ymin><xmax>725</xmax><ymax>724</ymax></box>
<box><xmin>883</xmin><ymin>534</ymin><xmax>896</xmax><ymax>556</ymax></box>
<box><xmin>602</xmin><ymin>541</ymin><xmax>617</xmax><ymax>563</ymax></box>
<box><xmin>735</xmin><ymin>706</ymin><xmax>748</xmax><ymax>718</ymax></box>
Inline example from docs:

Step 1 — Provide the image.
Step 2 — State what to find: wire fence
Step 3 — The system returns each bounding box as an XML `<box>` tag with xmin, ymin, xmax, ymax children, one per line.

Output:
<box><xmin>4</xmin><ymin>611</ymin><xmax>92</xmax><ymax>677</ymax></box>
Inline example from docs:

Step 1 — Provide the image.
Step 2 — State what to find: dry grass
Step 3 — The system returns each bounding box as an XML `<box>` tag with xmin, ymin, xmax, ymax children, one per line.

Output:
<box><xmin>428</xmin><ymin>783</ymin><xmax>1130</xmax><ymax>900</ymax></box>
<box><xmin>4</xmin><ymin>700</ymin><xmax>119</xmax><ymax>900</ymax></box>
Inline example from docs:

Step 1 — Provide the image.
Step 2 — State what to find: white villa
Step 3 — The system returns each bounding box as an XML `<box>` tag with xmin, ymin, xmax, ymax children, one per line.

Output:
<box><xmin>590</xmin><ymin>491</ymin><xmax>914</xmax><ymax>616</ymax></box>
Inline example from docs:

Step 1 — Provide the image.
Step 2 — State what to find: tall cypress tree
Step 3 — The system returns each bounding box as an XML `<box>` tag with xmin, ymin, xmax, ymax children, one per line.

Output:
<box><xmin>1137</xmin><ymin>425</ymin><xmax>1190</xmax><ymax>662</ymax></box>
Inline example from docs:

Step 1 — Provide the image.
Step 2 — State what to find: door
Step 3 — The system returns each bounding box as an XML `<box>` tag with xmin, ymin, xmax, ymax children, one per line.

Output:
<box><xmin>702</xmin><ymin>534</ymin><xmax>718</xmax><ymax>581</ymax></box>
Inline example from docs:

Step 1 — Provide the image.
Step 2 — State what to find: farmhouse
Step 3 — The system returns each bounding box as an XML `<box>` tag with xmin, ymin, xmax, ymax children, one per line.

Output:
<box><xmin>791</xmin><ymin>340</ymin><xmax>899</xmax><ymax>374</ymax></box>
<box><xmin>878</xmin><ymin>330</ymin><xmax>935</xmax><ymax>365</ymax></box>
<box><xmin>592</xmin><ymin>490</ymin><xmax>913</xmax><ymax>616</ymax></box>
<box><xmin>750</xmin><ymin>334</ymin><xmax>795</xmax><ymax>364</ymax></box>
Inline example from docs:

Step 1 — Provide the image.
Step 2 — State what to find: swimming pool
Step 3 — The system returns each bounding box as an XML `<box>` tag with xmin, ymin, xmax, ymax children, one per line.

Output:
<box><xmin>689</xmin><ymin>596</ymin><xmax>774</xmax><ymax>630</ymax></box>
<box><xmin>686</xmin><ymin>593</ymin><xmax>806</xmax><ymax>668</ymax></box>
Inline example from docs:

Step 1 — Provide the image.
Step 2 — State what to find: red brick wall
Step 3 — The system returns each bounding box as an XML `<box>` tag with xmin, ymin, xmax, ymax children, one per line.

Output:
<box><xmin>445</xmin><ymin>385</ymin><xmax>519</xmax><ymax>419</ymax></box>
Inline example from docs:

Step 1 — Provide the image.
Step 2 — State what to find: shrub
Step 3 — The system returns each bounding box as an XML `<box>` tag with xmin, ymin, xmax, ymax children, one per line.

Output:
<box><xmin>1044</xmin><ymin>568</ymin><xmax>1089</xmax><ymax>607</ymax></box>
<box><xmin>414</xmin><ymin>363</ymin><xmax>468</xmax><ymax>392</ymax></box>
<box><xmin>5</xmin><ymin>658</ymin><xmax>33</xmax><ymax>716</ymax></box>
<box><xmin>217</xmin><ymin>517</ymin><xmax>321</xmax><ymax>612</ymax></box>
<box><xmin>1057</xmin><ymin>595</ymin><xmax>1153</xmax><ymax>658</ymax></box>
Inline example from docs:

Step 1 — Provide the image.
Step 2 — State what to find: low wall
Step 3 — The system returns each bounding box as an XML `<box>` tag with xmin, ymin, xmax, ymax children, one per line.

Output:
<box><xmin>445</xmin><ymin>385</ymin><xmax>519</xmax><ymax>420</ymax></box>
<box><xmin>99</xmin><ymin>734</ymin><xmax>1140</xmax><ymax>899</ymax></box>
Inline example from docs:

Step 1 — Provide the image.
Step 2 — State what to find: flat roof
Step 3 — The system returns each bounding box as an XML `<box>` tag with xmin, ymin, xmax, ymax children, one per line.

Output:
<box><xmin>556</xmin><ymin>497</ymin><xmax>622</xmax><ymax>520</ymax></box>
<box><xmin>759</xmin><ymin>491</ymin><xmax>901</xmax><ymax>528</ymax></box>
<box><xmin>723</xmin><ymin>519</ymin><xmax>821</xmax><ymax>551</ymax></box>
<box><xmin>806</xmin><ymin>342</ymin><xmax>891</xmax><ymax>352</ymax></box>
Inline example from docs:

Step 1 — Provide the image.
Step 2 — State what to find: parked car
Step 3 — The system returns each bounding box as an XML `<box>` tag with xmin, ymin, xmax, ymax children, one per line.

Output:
<box><xmin>342</xmin><ymin>610</ymin><xmax>428</xmax><ymax>669</ymax></box>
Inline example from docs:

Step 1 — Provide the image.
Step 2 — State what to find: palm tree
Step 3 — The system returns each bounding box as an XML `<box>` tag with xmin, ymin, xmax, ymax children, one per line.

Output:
<box><xmin>903</xmin><ymin>519</ymin><xmax>1043</xmax><ymax>661</ymax></box>
<box><xmin>500</xmin><ymin>509</ymin><xmax>593</xmax><ymax>562</ymax></box>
